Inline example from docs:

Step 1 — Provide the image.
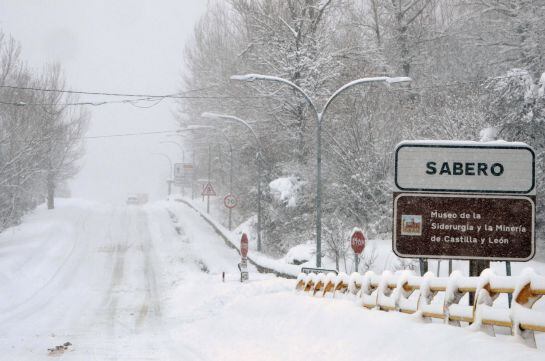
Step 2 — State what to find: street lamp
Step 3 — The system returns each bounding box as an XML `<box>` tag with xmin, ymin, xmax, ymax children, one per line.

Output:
<box><xmin>231</xmin><ymin>74</ymin><xmax>411</xmax><ymax>267</ymax></box>
<box><xmin>151</xmin><ymin>152</ymin><xmax>173</xmax><ymax>196</ymax></box>
<box><xmin>201</xmin><ymin>112</ymin><xmax>264</xmax><ymax>252</ymax></box>
<box><xmin>159</xmin><ymin>141</ymin><xmax>186</xmax><ymax>162</ymax></box>
<box><xmin>179</xmin><ymin>125</ymin><xmax>235</xmax><ymax>229</ymax></box>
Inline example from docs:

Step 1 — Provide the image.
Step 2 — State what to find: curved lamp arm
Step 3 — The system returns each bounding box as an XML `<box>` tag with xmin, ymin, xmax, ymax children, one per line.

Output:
<box><xmin>231</xmin><ymin>74</ymin><xmax>320</xmax><ymax>123</ymax></box>
<box><xmin>201</xmin><ymin>112</ymin><xmax>262</xmax><ymax>159</ymax></box>
<box><xmin>151</xmin><ymin>152</ymin><xmax>173</xmax><ymax>177</ymax></box>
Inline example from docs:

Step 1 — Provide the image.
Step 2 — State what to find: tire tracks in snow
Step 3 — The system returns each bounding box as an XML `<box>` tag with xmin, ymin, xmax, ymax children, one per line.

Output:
<box><xmin>0</xmin><ymin>208</ymin><xmax>91</xmax><ymax>322</ymax></box>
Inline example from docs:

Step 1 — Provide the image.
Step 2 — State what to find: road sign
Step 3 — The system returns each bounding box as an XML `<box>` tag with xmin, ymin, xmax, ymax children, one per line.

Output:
<box><xmin>351</xmin><ymin>228</ymin><xmax>366</xmax><ymax>255</ymax></box>
<box><xmin>224</xmin><ymin>194</ymin><xmax>237</xmax><ymax>209</ymax></box>
<box><xmin>395</xmin><ymin>141</ymin><xmax>535</xmax><ymax>194</ymax></box>
<box><xmin>239</xmin><ymin>233</ymin><xmax>249</xmax><ymax>282</ymax></box>
<box><xmin>240</xmin><ymin>268</ymin><xmax>249</xmax><ymax>282</ymax></box>
<box><xmin>393</xmin><ymin>193</ymin><xmax>535</xmax><ymax>261</ymax></box>
<box><xmin>201</xmin><ymin>182</ymin><xmax>216</xmax><ymax>196</ymax></box>
<box><xmin>240</xmin><ymin>233</ymin><xmax>249</xmax><ymax>257</ymax></box>
<box><xmin>174</xmin><ymin>163</ymin><xmax>194</xmax><ymax>186</ymax></box>
<box><xmin>301</xmin><ymin>267</ymin><xmax>338</xmax><ymax>275</ymax></box>
<box><xmin>174</xmin><ymin>163</ymin><xmax>183</xmax><ymax>185</ymax></box>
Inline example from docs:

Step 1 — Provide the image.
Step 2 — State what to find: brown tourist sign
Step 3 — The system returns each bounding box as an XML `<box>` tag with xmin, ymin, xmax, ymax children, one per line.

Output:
<box><xmin>393</xmin><ymin>141</ymin><xmax>536</xmax><ymax>261</ymax></box>
<box><xmin>393</xmin><ymin>193</ymin><xmax>535</xmax><ymax>261</ymax></box>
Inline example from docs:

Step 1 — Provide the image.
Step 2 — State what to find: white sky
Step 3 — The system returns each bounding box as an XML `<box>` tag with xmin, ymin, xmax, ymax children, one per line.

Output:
<box><xmin>0</xmin><ymin>0</ymin><xmax>207</xmax><ymax>203</ymax></box>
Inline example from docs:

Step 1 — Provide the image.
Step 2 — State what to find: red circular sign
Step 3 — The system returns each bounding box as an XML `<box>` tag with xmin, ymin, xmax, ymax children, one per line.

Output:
<box><xmin>224</xmin><ymin>194</ymin><xmax>238</xmax><ymax>209</ymax></box>
<box><xmin>351</xmin><ymin>229</ymin><xmax>366</xmax><ymax>255</ymax></box>
<box><xmin>240</xmin><ymin>233</ymin><xmax>249</xmax><ymax>257</ymax></box>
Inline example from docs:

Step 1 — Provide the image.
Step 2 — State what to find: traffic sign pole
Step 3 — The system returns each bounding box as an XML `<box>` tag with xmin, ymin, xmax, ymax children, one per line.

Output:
<box><xmin>355</xmin><ymin>253</ymin><xmax>359</xmax><ymax>273</ymax></box>
<box><xmin>228</xmin><ymin>207</ymin><xmax>232</xmax><ymax>230</ymax></box>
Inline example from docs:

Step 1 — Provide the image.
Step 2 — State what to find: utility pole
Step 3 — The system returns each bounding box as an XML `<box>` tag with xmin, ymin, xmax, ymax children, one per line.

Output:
<box><xmin>192</xmin><ymin>151</ymin><xmax>195</xmax><ymax>200</ymax></box>
<box><xmin>207</xmin><ymin>143</ymin><xmax>211</xmax><ymax>214</ymax></box>
<box><xmin>151</xmin><ymin>153</ymin><xmax>173</xmax><ymax>197</ymax></box>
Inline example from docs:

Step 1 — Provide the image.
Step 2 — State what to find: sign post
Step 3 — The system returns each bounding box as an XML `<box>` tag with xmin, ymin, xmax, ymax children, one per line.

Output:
<box><xmin>350</xmin><ymin>228</ymin><xmax>366</xmax><ymax>272</ymax></box>
<box><xmin>393</xmin><ymin>141</ymin><xmax>536</xmax><ymax>277</ymax></box>
<box><xmin>224</xmin><ymin>193</ymin><xmax>238</xmax><ymax>230</ymax></box>
<box><xmin>239</xmin><ymin>233</ymin><xmax>249</xmax><ymax>282</ymax></box>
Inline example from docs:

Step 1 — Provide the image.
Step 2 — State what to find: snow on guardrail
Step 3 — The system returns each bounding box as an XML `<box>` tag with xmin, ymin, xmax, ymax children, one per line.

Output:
<box><xmin>296</xmin><ymin>269</ymin><xmax>545</xmax><ymax>348</ymax></box>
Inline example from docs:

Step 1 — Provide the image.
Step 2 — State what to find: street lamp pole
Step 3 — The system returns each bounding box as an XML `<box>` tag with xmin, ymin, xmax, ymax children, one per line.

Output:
<box><xmin>151</xmin><ymin>153</ymin><xmax>173</xmax><ymax>196</ymax></box>
<box><xmin>207</xmin><ymin>143</ymin><xmax>211</xmax><ymax>214</ymax></box>
<box><xmin>201</xmin><ymin>112</ymin><xmax>264</xmax><ymax>252</ymax></box>
<box><xmin>160</xmin><ymin>141</ymin><xmax>186</xmax><ymax>196</ymax></box>
<box><xmin>179</xmin><ymin>125</ymin><xmax>235</xmax><ymax>227</ymax></box>
<box><xmin>231</xmin><ymin>74</ymin><xmax>411</xmax><ymax>267</ymax></box>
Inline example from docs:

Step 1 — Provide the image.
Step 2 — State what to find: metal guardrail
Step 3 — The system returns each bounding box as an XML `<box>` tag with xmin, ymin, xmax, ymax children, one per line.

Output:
<box><xmin>174</xmin><ymin>198</ymin><xmax>297</xmax><ymax>279</ymax></box>
<box><xmin>296</xmin><ymin>270</ymin><xmax>545</xmax><ymax>348</ymax></box>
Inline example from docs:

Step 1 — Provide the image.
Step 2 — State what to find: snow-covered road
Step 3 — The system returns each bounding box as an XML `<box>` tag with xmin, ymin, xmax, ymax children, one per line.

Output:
<box><xmin>0</xmin><ymin>199</ymin><xmax>543</xmax><ymax>360</ymax></box>
<box><xmin>0</xmin><ymin>199</ymin><xmax>261</xmax><ymax>359</ymax></box>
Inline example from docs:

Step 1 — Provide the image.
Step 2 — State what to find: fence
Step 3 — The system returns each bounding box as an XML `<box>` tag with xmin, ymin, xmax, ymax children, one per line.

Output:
<box><xmin>296</xmin><ymin>269</ymin><xmax>545</xmax><ymax>348</ymax></box>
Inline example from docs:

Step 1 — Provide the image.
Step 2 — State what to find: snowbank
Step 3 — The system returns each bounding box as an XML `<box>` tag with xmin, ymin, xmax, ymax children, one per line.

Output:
<box><xmin>269</xmin><ymin>176</ymin><xmax>303</xmax><ymax>207</ymax></box>
<box><xmin>282</xmin><ymin>241</ymin><xmax>314</xmax><ymax>265</ymax></box>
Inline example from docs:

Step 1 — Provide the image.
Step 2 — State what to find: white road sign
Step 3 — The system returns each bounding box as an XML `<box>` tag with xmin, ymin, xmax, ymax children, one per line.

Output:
<box><xmin>395</xmin><ymin>141</ymin><xmax>535</xmax><ymax>194</ymax></box>
<box><xmin>174</xmin><ymin>163</ymin><xmax>194</xmax><ymax>186</ymax></box>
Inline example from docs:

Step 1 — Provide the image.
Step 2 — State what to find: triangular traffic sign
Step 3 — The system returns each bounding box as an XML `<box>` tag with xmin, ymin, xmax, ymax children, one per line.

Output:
<box><xmin>201</xmin><ymin>182</ymin><xmax>216</xmax><ymax>196</ymax></box>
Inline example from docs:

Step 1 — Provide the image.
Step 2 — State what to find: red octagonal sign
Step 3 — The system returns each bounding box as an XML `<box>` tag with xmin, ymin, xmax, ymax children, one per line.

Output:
<box><xmin>351</xmin><ymin>228</ymin><xmax>366</xmax><ymax>255</ymax></box>
<box><xmin>240</xmin><ymin>233</ymin><xmax>249</xmax><ymax>258</ymax></box>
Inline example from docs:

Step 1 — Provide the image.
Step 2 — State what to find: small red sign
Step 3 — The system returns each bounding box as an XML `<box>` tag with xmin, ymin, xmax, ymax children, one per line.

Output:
<box><xmin>351</xmin><ymin>228</ymin><xmax>366</xmax><ymax>255</ymax></box>
<box><xmin>240</xmin><ymin>233</ymin><xmax>249</xmax><ymax>258</ymax></box>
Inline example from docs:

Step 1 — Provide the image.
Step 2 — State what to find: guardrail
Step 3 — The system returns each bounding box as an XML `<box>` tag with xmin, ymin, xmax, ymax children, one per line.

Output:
<box><xmin>296</xmin><ymin>269</ymin><xmax>545</xmax><ymax>348</ymax></box>
<box><xmin>173</xmin><ymin>198</ymin><xmax>298</xmax><ymax>279</ymax></box>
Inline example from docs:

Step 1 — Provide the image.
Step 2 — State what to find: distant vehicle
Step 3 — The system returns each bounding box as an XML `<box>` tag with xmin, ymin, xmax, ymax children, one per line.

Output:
<box><xmin>126</xmin><ymin>193</ymin><xmax>148</xmax><ymax>205</ymax></box>
<box><xmin>126</xmin><ymin>195</ymin><xmax>139</xmax><ymax>205</ymax></box>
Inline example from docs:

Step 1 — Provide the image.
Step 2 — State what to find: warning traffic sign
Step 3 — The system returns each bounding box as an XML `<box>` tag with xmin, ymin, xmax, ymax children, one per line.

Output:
<box><xmin>201</xmin><ymin>182</ymin><xmax>216</xmax><ymax>196</ymax></box>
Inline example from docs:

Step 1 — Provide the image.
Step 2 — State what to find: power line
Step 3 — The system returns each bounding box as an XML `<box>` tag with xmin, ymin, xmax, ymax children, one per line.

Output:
<box><xmin>84</xmin><ymin>129</ymin><xmax>179</xmax><ymax>139</ymax></box>
<box><xmin>0</xmin><ymin>72</ymin><xmax>531</xmax><ymax>107</ymax></box>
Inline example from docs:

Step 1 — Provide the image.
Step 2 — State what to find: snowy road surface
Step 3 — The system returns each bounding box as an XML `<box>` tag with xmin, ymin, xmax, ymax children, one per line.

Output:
<box><xmin>0</xmin><ymin>199</ymin><xmax>543</xmax><ymax>360</ymax></box>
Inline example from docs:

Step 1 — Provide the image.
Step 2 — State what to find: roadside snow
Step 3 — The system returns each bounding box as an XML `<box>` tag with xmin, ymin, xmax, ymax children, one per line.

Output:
<box><xmin>282</xmin><ymin>241</ymin><xmax>314</xmax><ymax>265</ymax></box>
<box><xmin>174</xmin><ymin>286</ymin><xmax>544</xmax><ymax>361</ymax></box>
<box><xmin>1</xmin><ymin>198</ymin><xmax>543</xmax><ymax>360</ymax></box>
<box><xmin>269</xmin><ymin>176</ymin><xmax>302</xmax><ymax>207</ymax></box>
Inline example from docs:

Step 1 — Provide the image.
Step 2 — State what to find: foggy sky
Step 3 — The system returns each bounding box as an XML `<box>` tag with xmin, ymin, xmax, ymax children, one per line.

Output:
<box><xmin>0</xmin><ymin>0</ymin><xmax>206</xmax><ymax>203</ymax></box>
